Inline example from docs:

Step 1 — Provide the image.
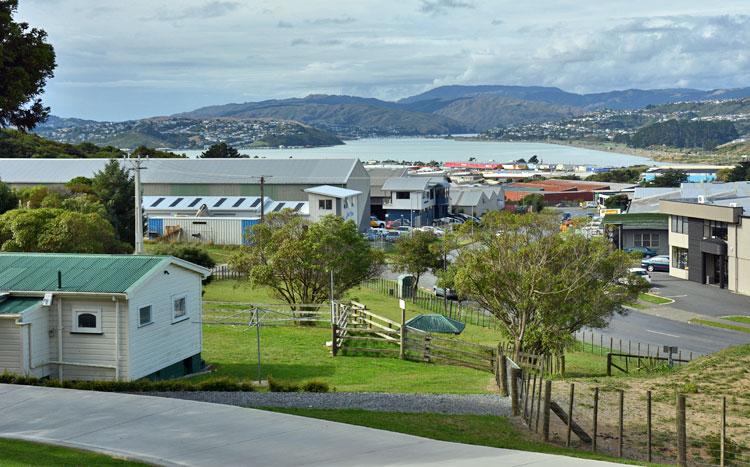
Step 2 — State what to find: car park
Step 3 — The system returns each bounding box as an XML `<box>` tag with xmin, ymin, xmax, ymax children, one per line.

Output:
<box><xmin>641</xmin><ymin>255</ymin><xmax>670</xmax><ymax>272</ymax></box>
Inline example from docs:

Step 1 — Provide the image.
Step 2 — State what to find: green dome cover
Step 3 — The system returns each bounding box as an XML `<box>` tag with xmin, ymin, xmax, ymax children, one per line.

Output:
<box><xmin>405</xmin><ymin>314</ymin><xmax>466</xmax><ymax>334</ymax></box>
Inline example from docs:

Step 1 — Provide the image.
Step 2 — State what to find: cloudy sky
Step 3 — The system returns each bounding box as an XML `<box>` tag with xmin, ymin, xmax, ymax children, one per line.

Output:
<box><xmin>17</xmin><ymin>0</ymin><xmax>750</xmax><ymax>121</ymax></box>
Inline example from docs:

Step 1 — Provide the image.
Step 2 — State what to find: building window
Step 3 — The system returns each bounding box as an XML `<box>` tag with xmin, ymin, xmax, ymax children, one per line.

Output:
<box><xmin>703</xmin><ymin>220</ymin><xmax>728</xmax><ymax>240</ymax></box>
<box><xmin>139</xmin><ymin>305</ymin><xmax>152</xmax><ymax>327</ymax></box>
<box><xmin>671</xmin><ymin>215</ymin><xmax>688</xmax><ymax>234</ymax></box>
<box><xmin>318</xmin><ymin>199</ymin><xmax>332</xmax><ymax>210</ymax></box>
<box><xmin>343</xmin><ymin>198</ymin><xmax>348</xmax><ymax>209</ymax></box>
<box><xmin>672</xmin><ymin>247</ymin><xmax>688</xmax><ymax>269</ymax></box>
<box><xmin>396</xmin><ymin>191</ymin><xmax>410</xmax><ymax>200</ymax></box>
<box><xmin>72</xmin><ymin>309</ymin><xmax>102</xmax><ymax>334</ymax></box>
<box><xmin>634</xmin><ymin>233</ymin><xmax>660</xmax><ymax>248</ymax></box>
<box><xmin>173</xmin><ymin>296</ymin><xmax>187</xmax><ymax>322</ymax></box>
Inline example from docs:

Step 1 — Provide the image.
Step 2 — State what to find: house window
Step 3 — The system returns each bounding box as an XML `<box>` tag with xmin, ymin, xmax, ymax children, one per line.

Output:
<box><xmin>396</xmin><ymin>191</ymin><xmax>410</xmax><ymax>200</ymax></box>
<box><xmin>173</xmin><ymin>296</ymin><xmax>187</xmax><ymax>322</ymax></box>
<box><xmin>671</xmin><ymin>216</ymin><xmax>688</xmax><ymax>234</ymax></box>
<box><xmin>318</xmin><ymin>199</ymin><xmax>332</xmax><ymax>210</ymax></box>
<box><xmin>634</xmin><ymin>233</ymin><xmax>660</xmax><ymax>248</ymax></box>
<box><xmin>672</xmin><ymin>247</ymin><xmax>688</xmax><ymax>269</ymax></box>
<box><xmin>703</xmin><ymin>220</ymin><xmax>728</xmax><ymax>240</ymax></box>
<box><xmin>72</xmin><ymin>309</ymin><xmax>102</xmax><ymax>334</ymax></box>
<box><xmin>343</xmin><ymin>198</ymin><xmax>348</xmax><ymax>209</ymax></box>
<box><xmin>139</xmin><ymin>305</ymin><xmax>153</xmax><ymax>327</ymax></box>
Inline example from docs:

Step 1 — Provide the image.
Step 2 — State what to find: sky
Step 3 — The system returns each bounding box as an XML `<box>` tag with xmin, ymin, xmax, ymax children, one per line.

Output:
<box><xmin>16</xmin><ymin>0</ymin><xmax>750</xmax><ymax>121</ymax></box>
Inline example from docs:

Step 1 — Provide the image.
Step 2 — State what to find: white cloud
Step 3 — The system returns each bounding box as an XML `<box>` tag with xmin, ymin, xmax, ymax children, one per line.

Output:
<box><xmin>13</xmin><ymin>1</ymin><xmax>750</xmax><ymax>120</ymax></box>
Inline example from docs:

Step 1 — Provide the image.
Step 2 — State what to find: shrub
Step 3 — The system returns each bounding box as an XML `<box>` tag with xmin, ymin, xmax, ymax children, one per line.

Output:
<box><xmin>301</xmin><ymin>380</ymin><xmax>329</xmax><ymax>393</ymax></box>
<box><xmin>0</xmin><ymin>372</ymin><xmax>255</xmax><ymax>392</ymax></box>
<box><xmin>268</xmin><ymin>375</ymin><xmax>300</xmax><ymax>392</ymax></box>
<box><xmin>705</xmin><ymin>433</ymin><xmax>741</xmax><ymax>465</ymax></box>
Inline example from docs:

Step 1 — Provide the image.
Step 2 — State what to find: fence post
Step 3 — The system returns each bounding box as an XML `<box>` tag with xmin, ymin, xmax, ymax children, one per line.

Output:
<box><xmin>721</xmin><ymin>396</ymin><xmax>726</xmax><ymax>467</ymax></box>
<box><xmin>592</xmin><ymin>387</ymin><xmax>599</xmax><ymax>453</ymax></box>
<box><xmin>560</xmin><ymin>355</ymin><xmax>565</xmax><ymax>377</ymax></box>
<box><xmin>607</xmin><ymin>353</ymin><xmax>612</xmax><ymax>377</ymax></box>
<box><xmin>498</xmin><ymin>346</ymin><xmax>509</xmax><ymax>397</ymax></box>
<box><xmin>399</xmin><ymin>306</ymin><xmax>406</xmax><ymax>360</ymax></box>
<box><xmin>647</xmin><ymin>390</ymin><xmax>652</xmax><ymax>463</ymax></box>
<box><xmin>618</xmin><ymin>389</ymin><xmax>624</xmax><ymax>457</ymax></box>
<box><xmin>528</xmin><ymin>373</ymin><xmax>537</xmax><ymax>430</ymax></box>
<box><xmin>677</xmin><ymin>394</ymin><xmax>687</xmax><ymax>466</ymax></box>
<box><xmin>610</xmin><ymin>336</ymin><xmax>613</xmax><ymax>353</ymax></box>
<box><xmin>543</xmin><ymin>380</ymin><xmax>552</xmax><ymax>441</ymax></box>
<box><xmin>510</xmin><ymin>368</ymin><xmax>521</xmax><ymax>416</ymax></box>
<box><xmin>331</xmin><ymin>322</ymin><xmax>338</xmax><ymax>357</ymax></box>
<box><xmin>566</xmin><ymin>383</ymin><xmax>575</xmax><ymax>447</ymax></box>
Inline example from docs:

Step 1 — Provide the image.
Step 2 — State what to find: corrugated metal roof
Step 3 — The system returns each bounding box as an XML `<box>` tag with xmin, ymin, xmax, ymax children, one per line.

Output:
<box><xmin>304</xmin><ymin>185</ymin><xmax>361</xmax><ymax>198</ymax></box>
<box><xmin>602</xmin><ymin>213</ymin><xmax>668</xmax><ymax>230</ymax></box>
<box><xmin>381</xmin><ymin>176</ymin><xmax>448</xmax><ymax>192</ymax></box>
<box><xmin>0</xmin><ymin>297</ymin><xmax>39</xmax><ymax>315</ymax></box>
<box><xmin>0</xmin><ymin>158</ymin><xmax>361</xmax><ymax>185</ymax></box>
<box><xmin>0</xmin><ymin>253</ymin><xmax>170</xmax><ymax>294</ymax></box>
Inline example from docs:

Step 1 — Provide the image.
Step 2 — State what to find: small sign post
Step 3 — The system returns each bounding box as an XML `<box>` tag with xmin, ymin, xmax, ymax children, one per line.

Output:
<box><xmin>663</xmin><ymin>345</ymin><xmax>678</xmax><ymax>367</ymax></box>
<box><xmin>399</xmin><ymin>299</ymin><xmax>406</xmax><ymax>360</ymax></box>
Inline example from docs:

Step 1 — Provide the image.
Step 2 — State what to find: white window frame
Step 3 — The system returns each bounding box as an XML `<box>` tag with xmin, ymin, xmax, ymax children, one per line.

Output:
<box><xmin>172</xmin><ymin>294</ymin><xmax>189</xmax><ymax>323</ymax></box>
<box><xmin>138</xmin><ymin>304</ymin><xmax>153</xmax><ymax>327</ymax></box>
<box><xmin>72</xmin><ymin>309</ymin><xmax>102</xmax><ymax>334</ymax></box>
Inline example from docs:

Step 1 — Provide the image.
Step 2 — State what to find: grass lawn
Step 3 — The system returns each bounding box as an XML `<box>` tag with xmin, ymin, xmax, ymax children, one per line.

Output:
<box><xmin>689</xmin><ymin>318</ymin><xmax>750</xmax><ymax>334</ymax></box>
<box><xmin>199</xmin><ymin>280</ymin><xmax>498</xmax><ymax>393</ymax></box>
<box><xmin>0</xmin><ymin>438</ymin><xmax>148</xmax><ymax>466</ymax></box>
<box><xmin>263</xmin><ymin>408</ymin><xmax>638</xmax><ymax>464</ymax></box>
<box><xmin>723</xmin><ymin>315</ymin><xmax>750</xmax><ymax>325</ymax></box>
<box><xmin>638</xmin><ymin>292</ymin><xmax>673</xmax><ymax>305</ymax></box>
<box><xmin>144</xmin><ymin>241</ymin><xmax>241</xmax><ymax>264</ymax></box>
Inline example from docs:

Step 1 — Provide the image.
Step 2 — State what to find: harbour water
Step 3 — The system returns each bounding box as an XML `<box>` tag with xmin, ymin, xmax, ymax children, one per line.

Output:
<box><xmin>175</xmin><ymin>137</ymin><xmax>655</xmax><ymax>166</ymax></box>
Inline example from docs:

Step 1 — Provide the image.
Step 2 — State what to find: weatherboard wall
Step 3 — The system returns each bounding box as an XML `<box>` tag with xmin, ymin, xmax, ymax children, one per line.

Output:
<box><xmin>0</xmin><ymin>319</ymin><xmax>22</xmax><ymax>375</ymax></box>
<box><xmin>152</xmin><ymin>217</ymin><xmax>256</xmax><ymax>245</ymax></box>
<box><xmin>21</xmin><ymin>304</ymin><xmax>51</xmax><ymax>378</ymax></box>
<box><xmin>127</xmin><ymin>263</ymin><xmax>202</xmax><ymax>381</ymax></box>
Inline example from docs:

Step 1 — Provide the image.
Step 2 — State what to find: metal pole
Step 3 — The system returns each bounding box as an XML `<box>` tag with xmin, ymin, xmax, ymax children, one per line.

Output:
<box><xmin>721</xmin><ymin>396</ymin><xmax>726</xmax><ymax>467</ymax></box>
<box><xmin>260</xmin><ymin>176</ymin><xmax>265</xmax><ymax>223</ymax></box>
<box><xmin>567</xmin><ymin>383</ymin><xmax>574</xmax><ymax>447</ymax></box>
<box><xmin>130</xmin><ymin>156</ymin><xmax>146</xmax><ymax>254</ymax></box>
<box><xmin>254</xmin><ymin>308</ymin><xmax>261</xmax><ymax>384</ymax></box>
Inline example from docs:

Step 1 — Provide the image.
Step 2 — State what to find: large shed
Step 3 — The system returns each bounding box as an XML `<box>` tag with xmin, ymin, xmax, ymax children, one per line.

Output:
<box><xmin>0</xmin><ymin>253</ymin><xmax>209</xmax><ymax>381</ymax></box>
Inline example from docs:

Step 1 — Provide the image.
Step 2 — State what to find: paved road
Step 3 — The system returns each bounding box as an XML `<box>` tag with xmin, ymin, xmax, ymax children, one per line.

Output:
<box><xmin>587</xmin><ymin>308</ymin><xmax>750</xmax><ymax>357</ymax></box>
<box><xmin>0</xmin><ymin>385</ymin><xmax>622</xmax><ymax>467</ymax></box>
<box><xmin>649</xmin><ymin>272</ymin><xmax>750</xmax><ymax>318</ymax></box>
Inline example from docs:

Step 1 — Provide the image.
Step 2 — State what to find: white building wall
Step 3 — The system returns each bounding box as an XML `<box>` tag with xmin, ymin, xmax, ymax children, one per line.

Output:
<box><xmin>730</xmin><ymin>220</ymin><xmax>750</xmax><ymax>296</ymax></box>
<box><xmin>158</xmin><ymin>217</ymin><xmax>247</xmax><ymax>245</ymax></box>
<box><xmin>0</xmin><ymin>319</ymin><xmax>22</xmax><ymax>375</ymax></box>
<box><xmin>127</xmin><ymin>264</ymin><xmax>203</xmax><ymax>381</ymax></box>
<box><xmin>668</xmin><ymin>224</ymin><xmax>690</xmax><ymax>280</ymax></box>
<box><xmin>51</xmin><ymin>296</ymin><xmax>128</xmax><ymax>381</ymax></box>
<box><xmin>20</xmin><ymin>305</ymin><xmax>51</xmax><ymax>378</ymax></box>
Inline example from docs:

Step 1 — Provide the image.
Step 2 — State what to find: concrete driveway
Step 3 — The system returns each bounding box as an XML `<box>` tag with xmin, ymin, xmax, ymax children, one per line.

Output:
<box><xmin>649</xmin><ymin>272</ymin><xmax>750</xmax><ymax>318</ymax></box>
<box><xmin>0</xmin><ymin>384</ymin><xmax>625</xmax><ymax>467</ymax></box>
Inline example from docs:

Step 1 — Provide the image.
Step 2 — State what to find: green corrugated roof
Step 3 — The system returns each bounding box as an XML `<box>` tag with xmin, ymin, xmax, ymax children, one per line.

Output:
<box><xmin>405</xmin><ymin>314</ymin><xmax>466</xmax><ymax>334</ymax></box>
<box><xmin>602</xmin><ymin>213</ymin><xmax>668</xmax><ymax>229</ymax></box>
<box><xmin>0</xmin><ymin>297</ymin><xmax>40</xmax><ymax>315</ymax></box>
<box><xmin>0</xmin><ymin>253</ymin><xmax>170</xmax><ymax>294</ymax></box>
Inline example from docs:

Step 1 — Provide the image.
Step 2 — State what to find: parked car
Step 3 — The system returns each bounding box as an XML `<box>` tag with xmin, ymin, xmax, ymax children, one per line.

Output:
<box><xmin>433</xmin><ymin>217</ymin><xmax>463</xmax><ymax>226</ymax></box>
<box><xmin>454</xmin><ymin>213</ymin><xmax>480</xmax><ymax>223</ymax></box>
<box><xmin>420</xmin><ymin>226</ymin><xmax>445</xmax><ymax>236</ymax></box>
<box><xmin>369</xmin><ymin>216</ymin><xmax>386</xmax><ymax>229</ymax></box>
<box><xmin>624</xmin><ymin>246</ymin><xmax>657</xmax><ymax>258</ymax></box>
<box><xmin>433</xmin><ymin>286</ymin><xmax>458</xmax><ymax>300</ymax></box>
<box><xmin>618</xmin><ymin>267</ymin><xmax>652</xmax><ymax>285</ymax></box>
<box><xmin>395</xmin><ymin>226</ymin><xmax>413</xmax><ymax>234</ymax></box>
<box><xmin>383</xmin><ymin>231</ymin><xmax>401</xmax><ymax>242</ymax></box>
<box><xmin>364</xmin><ymin>228</ymin><xmax>387</xmax><ymax>241</ymax></box>
<box><xmin>641</xmin><ymin>255</ymin><xmax>670</xmax><ymax>272</ymax></box>
<box><xmin>386</xmin><ymin>218</ymin><xmax>411</xmax><ymax>229</ymax></box>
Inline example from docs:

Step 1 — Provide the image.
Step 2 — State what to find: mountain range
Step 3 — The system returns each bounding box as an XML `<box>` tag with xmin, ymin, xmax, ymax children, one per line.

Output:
<box><xmin>177</xmin><ymin>85</ymin><xmax>750</xmax><ymax>135</ymax></box>
<box><xmin>39</xmin><ymin>85</ymin><xmax>750</xmax><ymax>148</ymax></box>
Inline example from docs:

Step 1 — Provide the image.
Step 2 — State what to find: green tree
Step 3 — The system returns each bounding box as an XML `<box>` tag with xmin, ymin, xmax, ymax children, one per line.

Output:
<box><xmin>528</xmin><ymin>155</ymin><xmax>539</xmax><ymax>164</ymax></box>
<box><xmin>586</xmin><ymin>166</ymin><xmax>648</xmax><ymax>183</ymax></box>
<box><xmin>603</xmin><ymin>194</ymin><xmax>629</xmax><ymax>210</ymax></box>
<box><xmin>0</xmin><ymin>178</ymin><xmax>18</xmax><ymax>214</ymax></box>
<box><xmin>716</xmin><ymin>161</ymin><xmax>750</xmax><ymax>182</ymax></box>
<box><xmin>91</xmin><ymin>160</ymin><xmax>135</xmax><ymax>245</ymax></box>
<box><xmin>16</xmin><ymin>185</ymin><xmax>51</xmax><ymax>208</ymax></box>
<box><xmin>520</xmin><ymin>193</ymin><xmax>545</xmax><ymax>213</ymax></box>
<box><xmin>65</xmin><ymin>176</ymin><xmax>94</xmax><ymax>194</ymax></box>
<box><xmin>0</xmin><ymin>0</ymin><xmax>56</xmax><ymax>131</ymax></box>
<box><xmin>149</xmin><ymin>244</ymin><xmax>216</xmax><ymax>283</ymax></box>
<box><xmin>644</xmin><ymin>169</ymin><xmax>688</xmax><ymax>187</ymax></box>
<box><xmin>0</xmin><ymin>208</ymin><xmax>129</xmax><ymax>253</ymax></box>
<box><xmin>199</xmin><ymin>142</ymin><xmax>244</xmax><ymax>158</ymax></box>
<box><xmin>61</xmin><ymin>194</ymin><xmax>107</xmax><ymax>217</ymax></box>
<box><xmin>229</xmin><ymin>212</ymin><xmax>383</xmax><ymax>310</ymax></box>
<box><xmin>452</xmin><ymin>212</ymin><xmax>644</xmax><ymax>356</ymax></box>
<box><xmin>390</xmin><ymin>230</ymin><xmax>442</xmax><ymax>295</ymax></box>
<box><xmin>131</xmin><ymin>146</ymin><xmax>185</xmax><ymax>159</ymax></box>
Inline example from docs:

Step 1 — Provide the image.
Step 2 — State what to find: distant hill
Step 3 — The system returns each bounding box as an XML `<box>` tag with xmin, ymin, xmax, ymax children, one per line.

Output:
<box><xmin>35</xmin><ymin>116</ymin><xmax>344</xmax><ymax>150</ymax></box>
<box><xmin>176</xmin><ymin>85</ymin><xmax>750</xmax><ymax>137</ymax></box>
<box><xmin>176</xmin><ymin>95</ymin><xmax>468</xmax><ymax>136</ymax></box>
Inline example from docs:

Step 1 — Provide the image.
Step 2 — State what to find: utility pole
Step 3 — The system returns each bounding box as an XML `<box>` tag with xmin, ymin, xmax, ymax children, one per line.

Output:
<box><xmin>126</xmin><ymin>156</ymin><xmax>147</xmax><ymax>255</ymax></box>
<box><xmin>248</xmin><ymin>175</ymin><xmax>272</xmax><ymax>223</ymax></box>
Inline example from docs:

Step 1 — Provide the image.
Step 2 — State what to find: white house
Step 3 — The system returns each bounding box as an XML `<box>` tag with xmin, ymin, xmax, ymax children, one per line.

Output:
<box><xmin>380</xmin><ymin>177</ymin><xmax>450</xmax><ymax>227</ymax></box>
<box><xmin>303</xmin><ymin>185</ymin><xmax>362</xmax><ymax>224</ymax></box>
<box><xmin>449</xmin><ymin>186</ymin><xmax>505</xmax><ymax>216</ymax></box>
<box><xmin>0</xmin><ymin>253</ymin><xmax>209</xmax><ymax>381</ymax></box>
